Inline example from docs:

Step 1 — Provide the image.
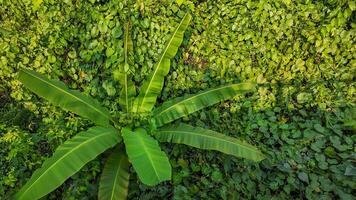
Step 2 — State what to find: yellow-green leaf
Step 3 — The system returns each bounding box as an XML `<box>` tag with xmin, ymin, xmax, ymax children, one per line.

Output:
<box><xmin>16</xmin><ymin>127</ymin><xmax>120</xmax><ymax>200</ymax></box>
<box><xmin>134</xmin><ymin>13</ymin><xmax>191</xmax><ymax>113</ymax></box>
<box><xmin>155</xmin><ymin>123</ymin><xmax>265</xmax><ymax>162</ymax></box>
<box><xmin>153</xmin><ymin>82</ymin><xmax>256</xmax><ymax>127</ymax></box>
<box><xmin>19</xmin><ymin>68</ymin><xmax>111</xmax><ymax>126</ymax></box>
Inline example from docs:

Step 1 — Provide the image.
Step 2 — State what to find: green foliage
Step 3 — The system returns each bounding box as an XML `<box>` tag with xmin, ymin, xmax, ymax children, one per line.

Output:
<box><xmin>1</xmin><ymin>0</ymin><xmax>355</xmax><ymax>199</ymax></box>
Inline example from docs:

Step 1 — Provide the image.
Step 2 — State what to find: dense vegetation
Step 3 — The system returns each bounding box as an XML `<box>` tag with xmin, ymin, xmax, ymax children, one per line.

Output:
<box><xmin>0</xmin><ymin>0</ymin><xmax>355</xmax><ymax>199</ymax></box>
<box><xmin>14</xmin><ymin>13</ymin><xmax>265</xmax><ymax>199</ymax></box>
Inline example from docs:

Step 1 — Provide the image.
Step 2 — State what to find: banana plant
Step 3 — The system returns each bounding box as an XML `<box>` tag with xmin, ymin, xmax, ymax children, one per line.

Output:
<box><xmin>16</xmin><ymin>13</ymin><xmax>265</xmax><ymax>200</ymax></box>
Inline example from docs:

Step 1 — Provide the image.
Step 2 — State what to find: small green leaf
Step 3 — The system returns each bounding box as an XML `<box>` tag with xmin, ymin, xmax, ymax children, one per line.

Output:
<box><xmin>106</xmin><ymin>47</ymin><xmax>115</xmax><ymax>57</ymax></box>
<box><xmin>102</xmin><ymin>81</ymin><xmax>116</xmax><ymax>96</ymax></box>
<box><xmin>303</xmin><ymin>129</ymin><xmax>321</xmax><ymax>139</ymax></box>
<box><xmin>313</xmin><ymin>124</ymin><xmax>325</xmax><ymax>133</ymax></box>
<box><xmin>211</xmin><ymin>170</ymin><xmax>223</xmax><ymax>183</ymax></box>
<box><xmin>112</xmin><ymin>27</ymin><xmax>123</xmax><ymax>38</ymax></box>
<box><xmin>98</xmin><ymin>21</ymin><xmax>108</xmax><ymax>33</ymax></box>
<box><xmin>297</xmin><ymin>172</ymin><xmax>309</xmax><ymax>183</ymax></box>
<box><xmin>344</xmin><ymin>165</ymin><xmax>356</xmax><ymax>176</ymax></box>
<box><xmin>32</xmin><ymin>0</ymin><xmax>43</xmax><ymax>11</ymax></box>
<box><xmin>176</xmin><ymin>0</ymin><xmax>184</xmax><ymax>6</ymax></box>
<box><xmin>68</xmin><ymin>50</ymin><xmax>77</xmax><ymax>59</ymax></box>
<box><xmin>297</xmin><ymin>92</ymin><xmax>312</xmax><ymax>104</ymax></box>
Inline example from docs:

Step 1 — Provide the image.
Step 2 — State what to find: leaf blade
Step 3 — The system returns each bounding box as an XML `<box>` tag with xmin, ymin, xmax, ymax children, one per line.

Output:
<box><xmin>122</xmin><ymin>127</ymin><xmax>171</xmax><ymax>186</ymax></box>
<box><xmin>16</xmin><ymin>127</ymin><xmax>120</xmax><ymax>200</ymax></box>
<box><xmin>134</xmin><ymin>13</ymin><xmax>191</xmax><ymax>113</ymax></box>
<box><xmin>153</xmin><ymin>82</ymin><xmax>256</xmax><ymax>127</ymax></box>
<box><xmin>99</xmin><ymin>148</ymin><xmax>130</xmax><ymax>200</ymax></box>
<box><xmin>19</xmin><ymin>68</ymin><xmax>111</xmax><ymax>126</ymax></box>
<box><xmin>154</xmin><ymin>123</ymin><xmax>265</xmax><ymax>162</ymax></box>
<box><xmin>118</xmin><ymin>22</ymin><xmax>136</xmax><ymax>112</ymax></box>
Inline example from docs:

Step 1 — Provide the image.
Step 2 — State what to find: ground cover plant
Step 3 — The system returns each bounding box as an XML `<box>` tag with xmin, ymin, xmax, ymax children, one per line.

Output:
<box><xmin>0</xmin><ymin>0</ymin><xmax>355</xmax><ymax>199</ymax></box>
<box><xmin>14</xmin><ymin>13</ymin><xmax>264</xmax><ymax>200</ymax></box>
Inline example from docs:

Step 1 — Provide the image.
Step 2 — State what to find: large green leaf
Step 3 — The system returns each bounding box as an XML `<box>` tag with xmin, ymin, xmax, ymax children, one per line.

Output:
<box><xmin>134</xmin><ymin>13</ymin><xmax>191</xmax><ymax>113</ymax></box>
<box><xmin>152</xmin><ymin>82</ymin><xmax>256</xmax><ymax>127</ymax></box>
<box><xmin>154</xmin><ymin>123</ymin><xmax>265</xmax><ymax>162</ymax></box>
<box><xmin>18</xmin><ymin>68</ymin><xmax>111</xmax><ymax>126</ymax></box>
<box><xmin>118</xmin><ymin>22</ymin><xmax>136</xmax><ymax>112</ymax></box>
<box><xmin>16</xmin><ymin>127</ymin><xmax>120</xmax><ymax>200</ymax></box>
<box><xmin>122</xmin><ymin>127</ymin><xmax>171</xmax><ymax>186</ymax></box>
<box><xmin>99</xmin><ymin>148</ymin><xmax>130</xmax><ymax>200</ymax></box>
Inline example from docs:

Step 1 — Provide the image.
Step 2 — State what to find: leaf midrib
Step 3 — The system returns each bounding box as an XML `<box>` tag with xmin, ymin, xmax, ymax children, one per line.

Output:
<box><xmin>19</xmin><ymin>130</ymin><xmax>114</xmax><ymax>198</ymax></box>
<box><xmin>22</xmin><ymin>70</ymin><xmax>110</xmax><ymax>122</ymax></box>
<box><xmin>110</xmin><ymin>156</ymin><xmax>124</xmax><ymax>200</ymax></box>
<box><xmin>137</xmin><ymin>133</ymin><xmax>161</xmax><ymax>181</ymax></box>
<box><xmin>137</xmin><ymin>13</ymin><xmax>189</xmax><ymax>112</ymax></box>
<box><xmin>157</xmin><ymin>128</ymin><xmax>261</xmax><ymax>155</ymax></box>
<box><xmin>124</xmin><ymin>23</ymin><xmax>129</xmax><ymax>112</ymax></box>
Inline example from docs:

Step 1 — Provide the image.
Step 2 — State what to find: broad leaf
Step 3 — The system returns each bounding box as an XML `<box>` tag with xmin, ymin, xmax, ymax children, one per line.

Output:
<box><xmin>134</xmin><ymin>13</ymin><xmax>191</xmax><ymax>113</ymax></box>
<box><xmin>155</xmin><ymin>123</ymin><xmax>265</xmax><ymax>162</ymax></box>
<box><xmin>19</xmin><ymin>68</ymin><xmax>111</xmax><ymax>126</ymax></box>
<box><xmin>153</xmin><ymin>82</ymin><xmax>256</xmax><ymax>127</ymax></box>
<box><xmin>118</xmin><ymin>22</ymin><xmax>136</xmax><ymax>112</ymax></box>
<box><xmin>16</xmin><ymin>127</ymin><xmax>120</xmax><ymax>200</ymax></box>
<box><xmin>99</xmin><ymin>148</ymin><xmax>130</xmax><ymax>200</ymax></box>
<box><xmin>122</xmin><ymin>127</ymin><xmax>171</xmax><ymax>186</ymax></box>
